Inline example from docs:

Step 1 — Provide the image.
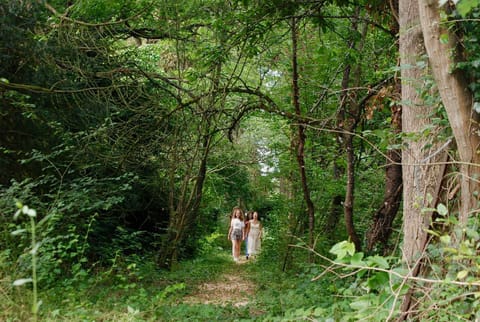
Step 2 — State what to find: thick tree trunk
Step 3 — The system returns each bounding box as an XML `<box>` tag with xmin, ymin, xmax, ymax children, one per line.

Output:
<box><xmin>398</xmin><ymin>0</ymin><xmax>449</xmax><ymax>318</ymax></box>
<box><xmin>400</xmin><ymin>0</ymin><xmax>448</xmax><ymax>266</ymax></box>
<box><xmin>291</xmin><ymin>17</ymin><xmax>315</xmax><ymax>252</ymax></box>
<box><xmin>417</xmin><ymin>0</ymin><xmax>480</xmax><ymax>225</ymax></box>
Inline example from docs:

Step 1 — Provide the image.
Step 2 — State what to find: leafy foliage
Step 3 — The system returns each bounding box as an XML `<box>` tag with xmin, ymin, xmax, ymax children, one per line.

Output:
<box><xmin>2</xmin><ymin>0</ymin><xmax>480</xmax><ymax>320</ymax></box>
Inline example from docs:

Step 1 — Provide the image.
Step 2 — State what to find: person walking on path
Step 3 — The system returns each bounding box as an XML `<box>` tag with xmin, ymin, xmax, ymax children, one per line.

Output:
<box><xmin>228</xmin><ymin>206</ymin><xmax>244</xmax><ymax>262</ymax></box>
<box><xmin>247</xmin><ymin>211</ymin><xmax>262</xmax><ymax>259</ymax></box>
<box><xmin>244</xmin><ymin>211</ymin><xmax>252</xmax><ymax>260</ymax></box>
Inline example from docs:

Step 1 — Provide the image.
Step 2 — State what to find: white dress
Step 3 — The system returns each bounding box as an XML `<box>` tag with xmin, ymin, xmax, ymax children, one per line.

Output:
<box><xmin>247</xmin><ymin>221</ymin><xmax>261</xmax><ymax>255</ymax></box>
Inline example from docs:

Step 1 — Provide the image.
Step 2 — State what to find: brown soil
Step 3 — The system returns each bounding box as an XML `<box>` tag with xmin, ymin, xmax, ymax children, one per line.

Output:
<box><xmin>182</xmin><ymin>257</ymin><xmax>255</xmax><ymax>307</ymax></box>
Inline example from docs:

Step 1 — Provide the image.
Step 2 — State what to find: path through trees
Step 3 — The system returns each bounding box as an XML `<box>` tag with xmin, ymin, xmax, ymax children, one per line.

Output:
<box><xmin>183</xmin><ymin>260</ymin><xmax>262</xmax><ymax>313</ymax></box>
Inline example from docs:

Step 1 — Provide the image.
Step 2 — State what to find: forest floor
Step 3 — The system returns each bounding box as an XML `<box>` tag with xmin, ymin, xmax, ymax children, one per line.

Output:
<box><xmin>182</xmin><ymin>257</ymin><xmax>257</xmax><ymax>308</ymax></box>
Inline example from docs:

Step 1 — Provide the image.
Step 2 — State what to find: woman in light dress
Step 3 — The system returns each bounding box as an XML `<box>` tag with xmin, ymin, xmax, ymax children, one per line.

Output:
<box><xmin>247</xmin><ymin>211</ymin><xmax>262</xmax><ymax>258</ymax></box>
<box><xmin>227</xmin><ymin>207</ymin><xmax>245</xmax><ymax>262</ymax></box>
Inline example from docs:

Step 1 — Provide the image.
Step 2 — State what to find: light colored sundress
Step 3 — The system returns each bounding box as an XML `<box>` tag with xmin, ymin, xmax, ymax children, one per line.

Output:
<box><xmin>247</xmin><ymin>221</ymin><xmax>261</xmax><ymax>255</ymax></box>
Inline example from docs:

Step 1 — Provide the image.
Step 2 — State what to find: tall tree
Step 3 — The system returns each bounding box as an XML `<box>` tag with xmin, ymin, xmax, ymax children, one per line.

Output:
<box><xmin>290</xmin><ymin>16</ymin><xmax>316</xmax><ymax>252</ymax></box>
<box><xmin>337</xmin><ymin>7</ymin><xmax>366</xmax><ymax>252</ymax></box>
<box><xmin>398</xmin><ymin>0</ymin><xmax>449</xmax><ymax>318</ymax></box>
<box><xmin>417</xmin><ymin>0</ymin><xmax>480</xmax><ymax>225</ymax></box>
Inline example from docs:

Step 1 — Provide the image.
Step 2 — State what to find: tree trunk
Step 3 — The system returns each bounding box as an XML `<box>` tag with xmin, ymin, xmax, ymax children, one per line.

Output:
<box><xmin>398</xmin><ymin>0</ymin><xmax>449</xmax><ymax>318</ymax></box>
<box><xmin>344</xmin><ymin>133</ymin><xmax>361</xmax><ymax>250</ymax></box>
<box><xmin>158</xmin><ymin>132</ymin><xmax>211</xmax><ymax>269</ymax></box>
<box><xmin>417</xmin><ymin>0</ymin><xmax>480</xmax><ymax>225</ymax></box>
<box><xmin>291</xmin><ymin>17</ymin><xmax>315</xmax><ymax>252</ymax></box>
<box><xmin>324</xmin><ymin>182</ymin><xmax>343</xmax><ymax>237</ymax></box>
<box><xmin>338</xmin><ymin>7</ymin><xmax>364</xmax><ymax>252</ymax></box>
<box><xmin>366</xmin><ymin>84</ymin><xmax>403</xmax><ymax>254</ymax></box>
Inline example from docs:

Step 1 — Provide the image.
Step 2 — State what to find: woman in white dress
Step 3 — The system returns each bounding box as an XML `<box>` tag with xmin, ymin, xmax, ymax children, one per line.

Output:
<box><xmin>247</xmin><ymin>211</ymin><xmax>262</xmax><ymax>258</ymax></box>
<box><xmin>227</xmin><ymin>207</ymin><xmax>244</xmax><ymax>262</ymax></box>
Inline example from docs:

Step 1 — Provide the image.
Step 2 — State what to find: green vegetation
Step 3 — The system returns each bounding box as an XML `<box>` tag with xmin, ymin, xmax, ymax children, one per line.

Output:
<box><xmin>2</xmin><ymin>0</ymin><xmax>480</xmax><ymax>320</ymax></box>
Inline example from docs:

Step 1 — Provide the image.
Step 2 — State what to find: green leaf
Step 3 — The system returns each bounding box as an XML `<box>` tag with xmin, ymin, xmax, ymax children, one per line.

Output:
<box><xmin>443</xmin><ymin>247</ymin><xmax>458</xmax><ymax>254</ymax></box>
<box><xmin>437</xmin><ymin>203</ymin><xmax>448</xmax><ymax>216</ymax></box>
<box><xmin>439</xmin><ymin>33</ymin><xmax>449</xmax><ymax>44</ymax></box>
<box><xmin>11</xmin><ymin>229</ymin><xmax>27</xmax><ymax>236</ymax></box>
<box><xmin>26</xmin><ymin>208</ymin><xmax>37</xmax><ymax>218</ymax></box>
<box><xmin>30</xmin><ymin>242</ymin><xmax>41</xmax><ymax>255</ymax></box>
<box><xmin>457</xmin><ymin>0</ymin><xmax>479</xmax><ymax>17</ymax></box>
<box><xmin>329</xmin><ymin>241</ymin><xmax>355</xmax><ymax>259</ymax></box>
<box><xmin>13</xmin><ymin>278</ymin><xmax>33</xmax><ymax>286</ymax></box>
<box><xmin>13</xmin><ymin>209</ymin><xmax>21</xmax><ymax>220</ymax></box>
<box><xmin>350</xmin><ymin>299</ymin><xmax>371</xmax><ymax>310</ymax></box>
<box><xmin>440</xmin><ymin>234</ymin><xmax>451</xmax><ymax>244</ymax></box>
<box><xmin>368</xmin><ymin>255</ymin><xmax>389</xmax><ymax>269</ymax></box>
<box><xmin>457</xmin><ymin>270</ymin><xmax>469</xmax><ymax>280</ymax></box>
<box><xmin>367</xmin><ymin>272</ymin><xmax>389</xmax><ymax>290</ymax></box>
<box><xmin>426</xmin><ymin>229</ymin><xmax>440</xmax><ymax>237</ymax></box>
<box><xmin>350</xmin><ymin>252</ymin><xmax>365</xmax><ymax>265</ymax></box>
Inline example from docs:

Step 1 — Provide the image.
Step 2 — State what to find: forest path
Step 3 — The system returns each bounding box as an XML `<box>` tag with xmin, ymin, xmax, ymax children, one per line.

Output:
<box><xmin>182</xmin><ymin>257</ymin><xmax>256</xmax><ymax>307</ymax></box>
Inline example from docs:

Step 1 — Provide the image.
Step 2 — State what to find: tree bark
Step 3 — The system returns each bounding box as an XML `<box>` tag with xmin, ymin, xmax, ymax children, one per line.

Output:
<box><xmin>398</xmin><ymin>0</ymin><xmax>449</xmax><ymax>318</ymax></box>
<box><xmin>158</xmin><ymin>134</ymin><xmax>211</xmax><ymax>269</ymax></box>
<box><xmin>417</xmin><ymin>0</ymin><xmax>480</xmax><ymax>225</ymax></box>
<box><xmin>344</xmin><ymin>133</ymin><xmax>361</xmax><ymax>250</ymax></box>
<box><xmin>291</xmin><ymin>17</ymin><xmax>316</xmax><ymax>253</ymax></box>
<box><xmin>338</xmin><ymin>7</ymin><xmax>364</xmax><ymax>252</ymax></box>
<box><xmin>366</xmin><ymin>84</ymin><xmax>403</xmax><ymax>254</ymax></box>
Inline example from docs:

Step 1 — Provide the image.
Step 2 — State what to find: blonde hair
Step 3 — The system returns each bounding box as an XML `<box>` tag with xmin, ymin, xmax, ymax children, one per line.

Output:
<box><xmin>231</xmin><ymin>206</ymin><xmax>244</xmax><ymax>221</ymax></box>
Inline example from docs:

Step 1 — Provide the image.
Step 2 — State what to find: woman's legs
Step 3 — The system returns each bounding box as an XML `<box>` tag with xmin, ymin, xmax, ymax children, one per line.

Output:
<box><xmin>232</xmin><ymin>239</ymin><xmax>241</xmax><ymax>260</ymax></box>
<box><xmin>236</xmin><ymin>240</ymin><xmax>241</xmax><ymax>259</ymax></box>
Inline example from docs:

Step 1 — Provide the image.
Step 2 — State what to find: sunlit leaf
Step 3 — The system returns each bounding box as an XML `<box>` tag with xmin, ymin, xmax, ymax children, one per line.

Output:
<box><xmin>350</xmin><ymin>299</ymin><xmax>371</xmax><ymax>310</ymax></box>
<box><xmin>26</xmin><ymin>208</ymin><xmax>37</xmax><ymax>218</ymax></box>
<box><xmin>440</xmin><ymin>234</ymin><xmax>451</xmax><ymax>244</ymax></box>
<box><xmin>437</xmin><ymin>203</ymin><xmax>448</xmax><ymax>216</ymax></box>
<box><xmin>329</xmin><ymin>241</ymin><xmax>355</xmax><ymax>259</ymax></box>
<box><xmin>13</xmin><ymin>278</ymin><xmax>32</xmax><ymax>286</ymax></box>
<box><xmin>13</xmin><ymin>209</ymin><xmax>21</xmax><ymax>220</ymax></box>
<box><xmin>11</xmin><ymin>229</ymin><xmax>27</xmax><ymax>236</ymax></box>
<box><xmin>457</xmin><ymin>0</ymin><xmax>479</xmax><ymax>17</ymax></box>
<box><xmin>457</xmin><ymin>270</ymin><xmax>468</xmax><ymax>280</ymax></box>
<box><xmin>30</xmin><ymin>242</ymin><xmax>41</xmax><ymax>255</ymax></box>
<box><xmin>439</xmin><ymin>33</ymin><xmax>449</xmax><ymax>44</ymax></box>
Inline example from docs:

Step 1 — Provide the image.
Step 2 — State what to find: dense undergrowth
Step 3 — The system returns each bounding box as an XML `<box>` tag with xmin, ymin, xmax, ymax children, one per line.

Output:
<box><xmin>1</xmin><ymin>250</ymin><xmax>332</xmax><ymax>321</ymax></box>
<box><xmin>1</xmin><ymin>213</ymin><xmax>337</xmax><ymax>322</ymax></box>
<box><xmin>3</xmin><ymin>226</ymin><xmax>480</xmax><ymax>321</ymax></box>
<box><xmin>3</xmin><ymin>203</ymin><xmax>480</xmax><ymax>321</ymax></box>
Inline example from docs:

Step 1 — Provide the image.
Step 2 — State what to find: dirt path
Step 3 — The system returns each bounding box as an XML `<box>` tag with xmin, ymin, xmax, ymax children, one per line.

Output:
<box><xmin>182</xmin><ymin>258</ymin><xmax>255</xmax><ymax>307</ymax></box>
